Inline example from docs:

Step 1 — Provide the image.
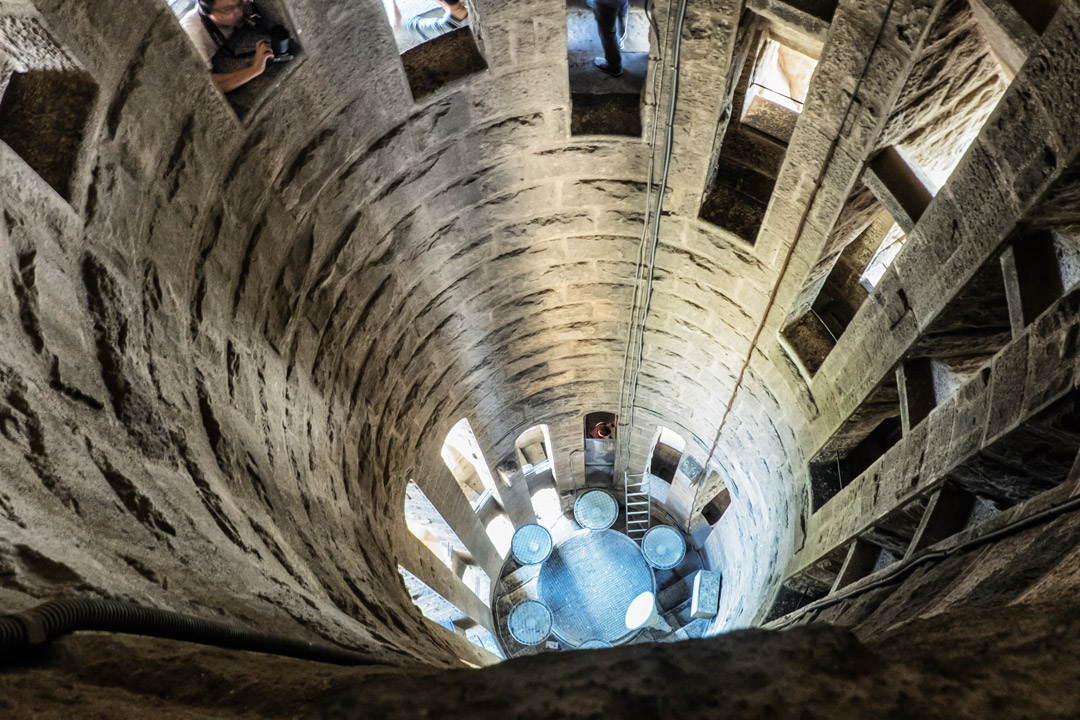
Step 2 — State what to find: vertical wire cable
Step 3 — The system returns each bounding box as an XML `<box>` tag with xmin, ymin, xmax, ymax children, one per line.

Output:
<box><xmin>616</xmin><ymin>0</ymin><xmax>678</xmax><ymax>467</ymax></box>
<box><xmin>617</xmin><ymin>0</ymin><xmax>690</xmax><ymax>474</ymax></box>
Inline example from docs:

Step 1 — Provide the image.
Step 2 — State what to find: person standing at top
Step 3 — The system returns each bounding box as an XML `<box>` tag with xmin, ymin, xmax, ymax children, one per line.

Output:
<box><xmin>180</xmin><ymin>0</ymin><xmax>273</xmax><ymax>92</ymax></box>
<box><xmin>588</xmin><ymin>0</ymin><xmax>629</xmax><ymax>77</ymax></box>
<box><xmin>392</xmin><ymin>0</ymin><xmax>469</xmax><ymax>44</ymax></box>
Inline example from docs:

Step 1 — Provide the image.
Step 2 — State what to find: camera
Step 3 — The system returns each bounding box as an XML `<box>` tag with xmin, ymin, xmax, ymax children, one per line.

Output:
<box><xmin>270</xmin><ymin>24</ymin><xmax>293</xmax><ymax>62</ymax></box>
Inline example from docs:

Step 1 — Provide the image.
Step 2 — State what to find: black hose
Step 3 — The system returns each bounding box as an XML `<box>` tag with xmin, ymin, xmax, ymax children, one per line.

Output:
<box><xmin>0</xmin><ymin>598</ymin><xmax>380</xmax><ymax>666</ymax></box>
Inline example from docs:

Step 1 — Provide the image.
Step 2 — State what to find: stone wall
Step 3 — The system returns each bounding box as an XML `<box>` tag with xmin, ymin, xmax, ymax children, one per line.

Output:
<box><xmin>3</xmin><ymin>0</ymin><xmax>1079</xmax><ymax>683</ymax></box>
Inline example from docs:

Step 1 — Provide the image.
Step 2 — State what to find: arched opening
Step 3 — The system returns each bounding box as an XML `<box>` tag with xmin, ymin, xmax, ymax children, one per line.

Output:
<box><xmin>443</xmin><ymin>418</ymin><xmax>501</xmax><ymax>505</ymax></box>
<box><xmin>583</xmin><ymin>411</ymin><xmax>617</xmax><ymax>486</ymax></box>
<box><xmin>442</xmin><ymin>418</ymin><xmax>511</xmax><ymax>559</ymax></box>
<box><xmin>514</xmin><ymin>424</ymin><xmax>556</xmax><ymax>478</ymax></box>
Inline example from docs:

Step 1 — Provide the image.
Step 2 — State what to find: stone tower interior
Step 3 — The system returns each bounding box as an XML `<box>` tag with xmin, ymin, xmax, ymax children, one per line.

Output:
<box><xmin>3</xmin><ymin>0</ymin><xmax>1080</xmax><ymax>715</ymax></box>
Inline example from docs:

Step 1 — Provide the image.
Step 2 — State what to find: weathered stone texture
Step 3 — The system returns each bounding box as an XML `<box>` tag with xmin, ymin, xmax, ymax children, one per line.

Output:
<box><xmin>4</xmin><ymin>0</ymin><xmax>1080</xmax><ymax>713</ymax></box>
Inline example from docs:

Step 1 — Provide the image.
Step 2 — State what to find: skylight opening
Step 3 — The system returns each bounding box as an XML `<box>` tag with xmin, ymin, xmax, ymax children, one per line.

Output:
<box><xmin>166</xmin><ymin>0</ymin><xmax>197</xmax><ymax>17</ymax></box>
<box><xmin>743</xmin><ymin>38</ymin><xmax>817</xmax><ymax>117</ymax></box>
<box><xmin>383</xmin><ymin>0</ymin><xmax>434</xmax><ymax>52</ymax></box>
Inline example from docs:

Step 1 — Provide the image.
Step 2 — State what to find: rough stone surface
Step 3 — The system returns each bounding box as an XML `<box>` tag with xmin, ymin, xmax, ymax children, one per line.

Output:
<box><xmin>4</xmin><ymin>0</ymin><xmax>1080</xmax><ymax>714</ymax></box>
<box><xmin>7</xmin><ymin>594</ymin><xmax>1080</xmax><ymax>717</ymax></box>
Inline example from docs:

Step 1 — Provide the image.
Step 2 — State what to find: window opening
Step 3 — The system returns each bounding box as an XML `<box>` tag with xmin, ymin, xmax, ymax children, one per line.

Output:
<box><xmin>397</xmin><ymin>565</ymin><xmax>502</xmax><ymax>657</ymax></box>
<box><xmin>701</xmin><ymin>486</ymin><xmax>731</xmax><ymax>526</ymax></box>
<box><xmin>514</xmin><ymin>424</ymin><xmax>557</xmax><ymax>481</ymax></box>
<box><xmin>442</xmin><ymin>418</ymin><xmax>502</xmax><ymax>507</ymax></box>
<box><xmin>877</xmin><ymin>0</ymin><xmax>1010</xmax><ymax>190</ymax></box>
<box><xmin>859</xmin><ymin>220</ymin><xmax>906</xmax><ymax>290</ymax></box>
<box><xmin>0</xmin><ymin>8</ymin><xmax>97</xmax><ymax>204</ymax></box>
<box><xmin>646</xmin><ymin>427</ymin><xmax>685</xmax><ymax>484</ymax></box>
<box><xmin>781</xmin><ymin>200</ymin><xmax>906</xmax><ymax>376</ymax></box>
<box><xmin>442</xmin><ymin>419</ymin><xmax>512</xmax><ymax>560</ymax></box>
<box><xmin>900</xmin><ymin>259</ymin><xmax>1012</xmax><ymax>415</ymax></box>
<box><xmin>699</xmin><ymin>23</ymin><xmax>817</xmax><ymax>243</ymax></box>
<box><xmin>741</xmin><ymin>37</ymin><xmax>816</xmax><ymax>137</ymax></box>
<box><xmin>808</xmin><ymin>376</ymin><xmax>902</xmax><ymax>511</ymax></box>
<box><xmin>763</xmin><ymin>581</ymin><xmax>828</xmax><ymax>624</ymax></box>
<box><xmin>1001</xmin><ymin>229</ymin><xmax>1080</xmax><ymax>334</ymax></box>
<box><xmin>566</xmin><ymin>0</ymin><xmax>650</xmax><ymax>136</ymax></box>
<box><xmin>169</xmin><ymin>0</ymin><xmax>303</xmax><ymax>120</ymax></box>
<box><xmin>382</xmin><ymin>0</ymin><xmax>488</xmax><ymax>100</ymax></box>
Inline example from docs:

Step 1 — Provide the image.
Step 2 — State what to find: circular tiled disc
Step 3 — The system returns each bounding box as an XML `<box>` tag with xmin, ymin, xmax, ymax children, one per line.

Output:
<box><xmin>537</xmin><ymin>529</ymin><xmax>653</xmax><ymax>646</ymax></box>
<box><xmin>511</xmin><ymin>523</ymin><xmax>553</xmax><ymax>565</ymax></box>
<box><xmin>577</xmin><ymin>639</ymin><xmax>613</xmax><ymax>649</ymax></box>
<box><xmin>508</xmin><ymin>600</ymin><xmax>552</xmax><ymax>646</ymax></box>
<box><xmin>641</xmin><ymin>525</ymin><xmax>686</xmax><ymax>570</ymax></box>
<box><xmin>573</xmin><ymin>490</ymin><xmax>619</xmax><ymax>530</ymax></box>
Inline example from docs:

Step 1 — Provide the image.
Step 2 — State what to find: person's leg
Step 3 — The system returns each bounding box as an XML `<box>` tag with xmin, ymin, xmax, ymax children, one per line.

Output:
<box><xmin>592</xmin><ymin>1</ymin><xmax>621</xmax><ymax>71</ymax></box>
<box><xmin>616</xmin><ymin>1</ymin><xmax>628</xmax><ymax>49</ymax></box>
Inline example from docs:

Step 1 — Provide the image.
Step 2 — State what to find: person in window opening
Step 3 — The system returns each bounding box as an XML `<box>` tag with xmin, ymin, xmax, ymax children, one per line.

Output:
<box><xmin>588</xmin><ymin>0</ymin><xmax>629</xmax><ymax>77</ymax></box>
<box><xmin>180</xmin><ymin>0</ymin><xmax>273</xmax><ymax>92</ymax></box>
<box><xmin>589</xmin><ymin>422</ymin><xmax>614</xmax><ymax>439</ymax></box>
<box><xmin>391</xmin><ymin>0</ymin><xmax>469</xmax><ymax>44</ymax></box>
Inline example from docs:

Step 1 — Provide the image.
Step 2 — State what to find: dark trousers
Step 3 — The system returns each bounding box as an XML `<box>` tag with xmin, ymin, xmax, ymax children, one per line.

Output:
<box><xmin>589</xmin><ymin>0</ymin><xmax>628</xmax><ymax>71</ymax></box>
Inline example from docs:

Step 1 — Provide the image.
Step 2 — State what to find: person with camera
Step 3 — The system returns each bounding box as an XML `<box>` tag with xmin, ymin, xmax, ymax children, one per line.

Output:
<box><xmin>391</xmin><ymin>0</ymin><xmax>469</xmax><ymax>44</ymax></box>
<box><xmin>180</xmin><ymin>0</ymin><xmax>274</xmax><ymax>92</ymax></box>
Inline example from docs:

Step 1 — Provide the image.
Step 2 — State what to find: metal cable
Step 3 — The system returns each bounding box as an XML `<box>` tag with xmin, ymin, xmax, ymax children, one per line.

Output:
<box><xmin>616</xmin><ymin>0</ymin><xmax>678</xmax><ymax>463</ymax></box>
<box><xmin>617</xmin><ymin>0</ymin><xmax>690</xmax><ymax>474</ymax></box>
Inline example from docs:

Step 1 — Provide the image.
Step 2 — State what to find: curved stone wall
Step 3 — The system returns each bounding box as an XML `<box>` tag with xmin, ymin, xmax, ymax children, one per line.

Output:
<box><xmin>9</xmin><ymin>0</ymin><xmax>1023</xmax><ymax>662</ymax></box>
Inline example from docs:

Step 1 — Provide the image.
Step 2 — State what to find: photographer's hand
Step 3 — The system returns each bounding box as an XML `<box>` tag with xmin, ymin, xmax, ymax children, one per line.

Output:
<box><xmin>252</xmin><ymin>39</ymin><xmax>273</xmax><ymax>73</ymax></box>
<box><xmin>211</xmin><ymin>39</ymin><xmax>274</xmax><ymax>92</ymax></box>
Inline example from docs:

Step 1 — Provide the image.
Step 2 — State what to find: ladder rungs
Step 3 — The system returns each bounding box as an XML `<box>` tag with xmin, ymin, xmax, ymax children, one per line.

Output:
<box><xmin>624</xmin><ymin>471</ymin><xmax>650</xmax><ymax>536</ymax></box>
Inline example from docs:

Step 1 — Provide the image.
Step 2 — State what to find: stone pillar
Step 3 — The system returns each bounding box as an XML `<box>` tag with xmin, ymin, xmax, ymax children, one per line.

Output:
<box><xmin>414</xmin><ymin>473</ymin><xmax>503</xmax><ymax>580</ymax></box>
